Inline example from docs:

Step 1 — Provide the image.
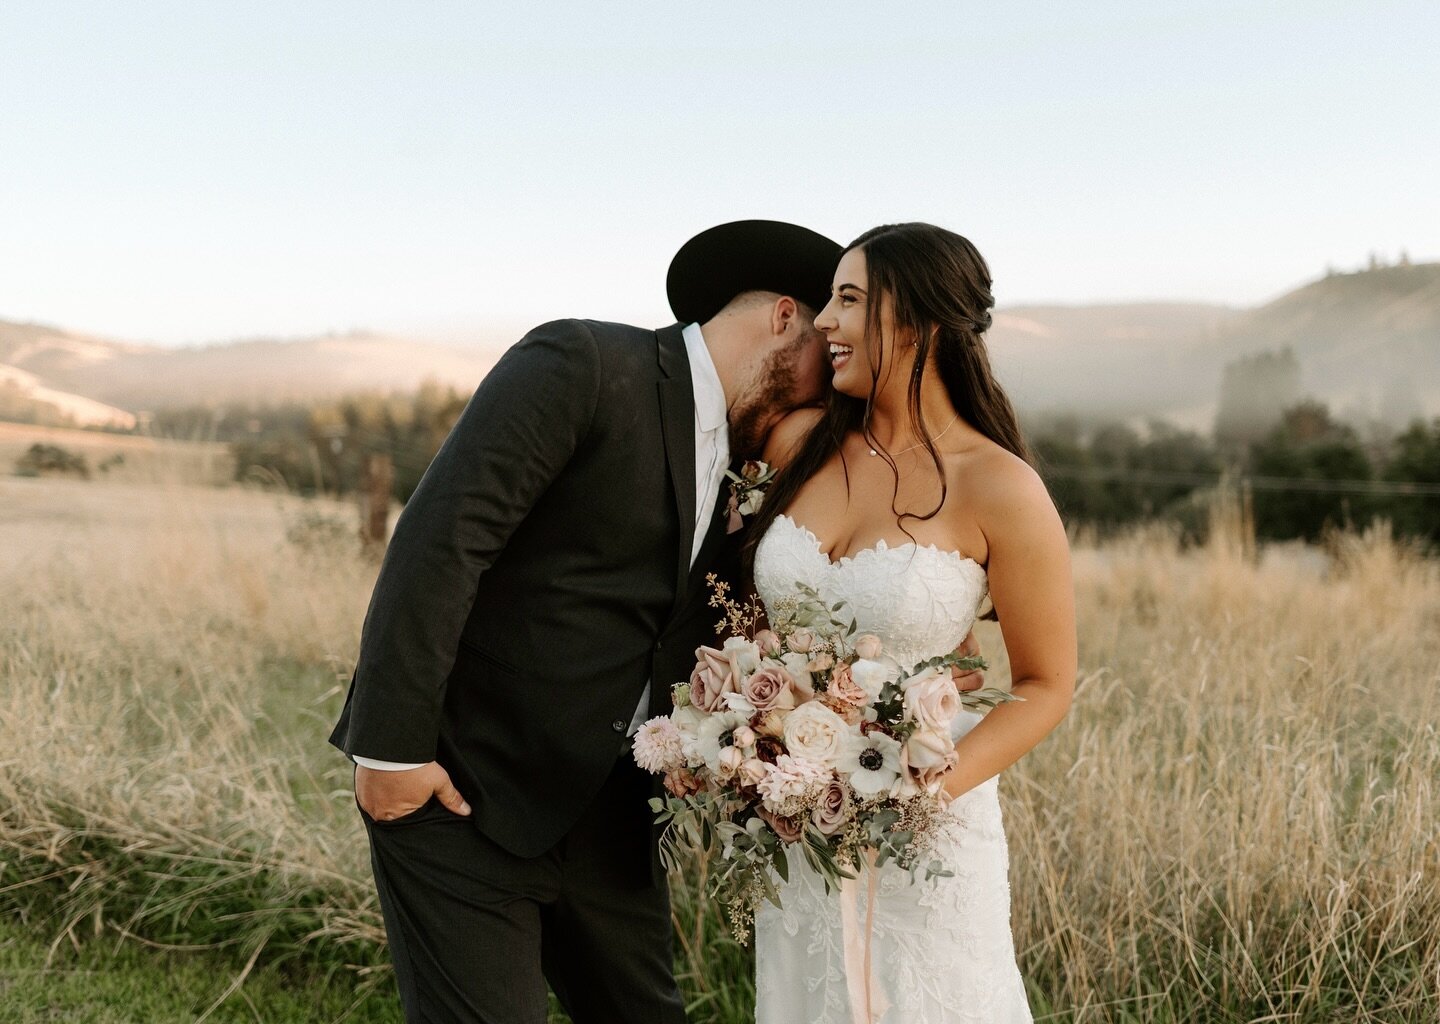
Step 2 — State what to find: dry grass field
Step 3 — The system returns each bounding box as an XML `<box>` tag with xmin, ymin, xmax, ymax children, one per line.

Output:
<box><xmin>1</xmin><ymin>473</ymin><xmax>1436</xmax><ymax>1022</ymax></box>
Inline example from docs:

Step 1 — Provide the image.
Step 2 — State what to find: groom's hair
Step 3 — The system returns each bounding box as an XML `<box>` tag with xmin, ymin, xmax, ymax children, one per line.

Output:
<box><xmin>713</xmin><ymin>289</ymin><xmax>819</xmax><ymax>327</ymax></box>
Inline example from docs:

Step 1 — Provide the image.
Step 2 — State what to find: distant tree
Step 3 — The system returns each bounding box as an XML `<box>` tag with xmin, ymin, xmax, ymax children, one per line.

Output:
<box><xmin>1031</xmin><ymin>418</ymin><xmax>1221</xmax><ymax>535</ymax></box>
<box><xmin>1250</xmin><ymin>401</ymin><xmax>1375</xmax><ymax>541</ymax></box>
<box><xmin>1382</xmin><ymin>418</ymin><xmax>1440</xmax><ymax>544</ymax></box>
<box><xmin>14</xmin><ymin>443</ymin><xmax>89</xmax><ymax>479</ymax></box>
<box><xmin>1214</xmin><ymin>348</ymin><xmax>1301</xmax><ymax>448</ymax></box>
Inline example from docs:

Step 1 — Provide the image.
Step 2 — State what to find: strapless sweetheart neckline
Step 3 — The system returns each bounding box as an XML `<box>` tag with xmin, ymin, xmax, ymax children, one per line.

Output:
<box><xmin>773</xmin><ymin>514</ymin><xmax>986</xmax><ymax>575</ymax></box>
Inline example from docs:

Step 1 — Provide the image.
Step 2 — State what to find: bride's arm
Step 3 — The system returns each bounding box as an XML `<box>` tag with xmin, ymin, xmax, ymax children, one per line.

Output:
<box><xmin>943</xmin><ymin>451</ymin><xmax>1076</xmax><ymax>800</ymax></box>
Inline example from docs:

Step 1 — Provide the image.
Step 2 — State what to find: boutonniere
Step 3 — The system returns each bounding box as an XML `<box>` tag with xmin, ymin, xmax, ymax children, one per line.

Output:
<box><xmin>724</xmin><ymin>460</ymin><xmax>777</xmax><ymax>534</ymax></box>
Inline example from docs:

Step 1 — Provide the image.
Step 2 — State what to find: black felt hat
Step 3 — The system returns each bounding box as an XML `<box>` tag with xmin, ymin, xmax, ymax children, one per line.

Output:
<box><xmin>666</xmin><ymin>220</ymin><xmax>842</xmax><ymax>324</ymax></box>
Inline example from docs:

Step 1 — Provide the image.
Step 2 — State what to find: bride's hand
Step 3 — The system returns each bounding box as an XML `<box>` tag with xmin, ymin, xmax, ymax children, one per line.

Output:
<box><xmin>950</xmin><ymin>630</ymin><xmax>985</xmax><ymax>692</ymax></box>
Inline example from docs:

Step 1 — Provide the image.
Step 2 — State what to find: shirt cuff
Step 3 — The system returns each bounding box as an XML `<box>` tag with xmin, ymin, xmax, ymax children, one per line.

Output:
<box><xmin>353</xmin><ymin>755</ymin><xmax>429</xmax><ymax>771</ymax></box>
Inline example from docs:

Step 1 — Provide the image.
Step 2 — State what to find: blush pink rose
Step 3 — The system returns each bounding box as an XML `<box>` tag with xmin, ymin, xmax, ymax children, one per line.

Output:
<box><xmin>901</xmin><ymin>666</ymin><xmax>960</xmax><ymax>732</ymax></box>
<box><xmin>753</xmin><ymin>629</ymin><xmax>782</xmax><ymax>656</ymax></box>
<box><xmin>787</xmin><ymin>627</ymin><xmax>817</xmax><ymax>654</ymax></box>
<box><xmin>742</xmin><ymin>664</ymin><xmax>799</xmax><ymax>713</ymax></box>
<box><xmin>689</xmin><ymin>645</ymin><xmax>740</xmax><ymax>712</ymax></box>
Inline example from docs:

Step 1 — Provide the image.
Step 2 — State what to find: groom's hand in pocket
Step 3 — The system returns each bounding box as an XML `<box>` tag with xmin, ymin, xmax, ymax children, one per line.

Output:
<box><xmin>356</xmin><ymin>762</ymin><xmax>473</xmax><ymax>821</ymax></box>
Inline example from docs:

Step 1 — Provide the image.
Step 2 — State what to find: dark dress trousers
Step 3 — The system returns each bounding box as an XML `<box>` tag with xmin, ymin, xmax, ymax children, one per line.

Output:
<box><xmin>329</xmin><ymin>319</ymin><xmax>736</xmax><ymax>1024</ymax></box>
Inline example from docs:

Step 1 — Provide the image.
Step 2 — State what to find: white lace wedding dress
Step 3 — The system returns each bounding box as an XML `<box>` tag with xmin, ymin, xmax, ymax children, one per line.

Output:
<box><xmin>750</xmin><ymin>515</ymin><xmax>1032</xmax><ymax>1024</ymax></box>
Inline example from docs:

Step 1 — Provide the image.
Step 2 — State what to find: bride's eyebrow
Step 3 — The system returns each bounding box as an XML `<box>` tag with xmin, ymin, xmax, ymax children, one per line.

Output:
<box><xmin>837</xmin><ymin>283</ymin><xmax>867</xmax><ymax>295</ymax></box>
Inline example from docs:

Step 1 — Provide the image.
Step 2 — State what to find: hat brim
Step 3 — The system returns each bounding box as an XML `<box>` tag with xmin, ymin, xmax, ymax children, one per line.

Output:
<box><xmin>666</xmin><ymin>220</ymin><xmax>842</xmax><ymax>324</ymax></box>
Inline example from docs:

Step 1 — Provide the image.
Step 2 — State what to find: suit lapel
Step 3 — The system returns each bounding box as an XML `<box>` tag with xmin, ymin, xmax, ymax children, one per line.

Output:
<box><xmin>656</xmin><ymin>324</ymin><xmax>697</xmax><ymax>611</ymax></box>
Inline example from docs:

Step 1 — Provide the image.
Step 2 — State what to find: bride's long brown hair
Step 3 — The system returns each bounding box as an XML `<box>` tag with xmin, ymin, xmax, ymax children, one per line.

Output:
<box><xmin>744</xmin><ymin>222</ymin><xmax>1030</xmax><ymax>571</ymax></box>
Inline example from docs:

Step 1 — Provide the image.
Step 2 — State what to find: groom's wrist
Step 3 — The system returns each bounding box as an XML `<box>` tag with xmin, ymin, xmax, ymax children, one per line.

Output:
<box><xmin>353</xmin><ymin>755</ymin><xmax>429</xmax><ymax>771</ymax></box>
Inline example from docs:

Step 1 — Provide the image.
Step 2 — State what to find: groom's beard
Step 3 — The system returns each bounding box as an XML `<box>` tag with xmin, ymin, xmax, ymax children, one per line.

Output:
<box><xmin>727</xmin><ymin>331</ymin><xmax>820</xmax><ymax>457</ymax></box>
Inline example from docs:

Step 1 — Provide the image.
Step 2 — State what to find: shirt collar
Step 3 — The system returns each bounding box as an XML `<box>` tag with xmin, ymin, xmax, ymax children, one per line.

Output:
<box><xmin>681</xmin><ymin>322</ymin><xmax>727</xmax><ymax>434</ymax></box>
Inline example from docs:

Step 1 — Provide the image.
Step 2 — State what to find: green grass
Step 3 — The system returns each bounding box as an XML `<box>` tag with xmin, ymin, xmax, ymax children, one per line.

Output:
<box><xmin>0</xmin><ymin>915</ymin><xmax>402</xmax><ymax>1024</ymax></box>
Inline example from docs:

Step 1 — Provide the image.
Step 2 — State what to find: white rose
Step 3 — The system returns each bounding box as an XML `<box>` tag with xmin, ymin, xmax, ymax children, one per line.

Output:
<box><xmin>780</xmin><ymin>652</ymin><xmax>815</xmax><ymax>697</ymax></box>
<box><xmin>850</xmin><ymin>656</ymin><xmax>901</xmax><ymax>701</ymax></box>
<box><xmin>781</xmin><ymin>701</ymin><xmax>855</xmax><ymax>768</ymax></box>
<box><xmin>722</xmin><ymin>636</ymin><xmax>762</xmax><ymax>676</ymax></box>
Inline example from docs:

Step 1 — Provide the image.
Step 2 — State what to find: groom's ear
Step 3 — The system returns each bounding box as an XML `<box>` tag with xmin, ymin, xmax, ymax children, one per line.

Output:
<box><xmin>769</xmin><ymin>295</ymin><xmax>802</xmax><ymax>339</ymax></box>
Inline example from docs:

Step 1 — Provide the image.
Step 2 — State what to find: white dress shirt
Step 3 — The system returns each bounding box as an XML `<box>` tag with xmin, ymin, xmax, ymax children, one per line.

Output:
<box><xmin>356</xmin><ymin>321</ymin><xmax>729</xmax><ymax>771</ymax></box>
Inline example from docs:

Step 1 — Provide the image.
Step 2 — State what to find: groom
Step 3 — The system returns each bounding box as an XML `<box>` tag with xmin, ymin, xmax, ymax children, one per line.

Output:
<box><xmin>329</xmin><ymin>220</ymin><xmax>843</xmax><ymax>1023</ymax></box>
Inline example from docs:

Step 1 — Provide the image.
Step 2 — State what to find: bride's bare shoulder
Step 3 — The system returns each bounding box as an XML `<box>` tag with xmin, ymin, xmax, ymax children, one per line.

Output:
<box><xmin>956</xmin><ymin>442</ymin><xmax>1063</xmax><ymax>545</ymax></box>
<box><xmin>762</xmin><ymin>407</ymin><xmax>825</xmax><ymax>469</ymax></box>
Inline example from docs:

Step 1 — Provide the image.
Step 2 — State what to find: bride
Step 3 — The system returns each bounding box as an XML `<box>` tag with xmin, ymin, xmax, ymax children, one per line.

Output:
<box><xmin>744</xmin><ymin>223</ymin><xmax>1076</xmax><ymax>1023</ymax></box>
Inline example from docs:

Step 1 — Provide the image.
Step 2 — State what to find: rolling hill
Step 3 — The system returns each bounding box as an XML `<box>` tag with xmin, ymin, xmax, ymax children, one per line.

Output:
<box><xmin>3</xmin><ymin>261</ymin><xmax>1436</xmax><ymax>433</ymax></box>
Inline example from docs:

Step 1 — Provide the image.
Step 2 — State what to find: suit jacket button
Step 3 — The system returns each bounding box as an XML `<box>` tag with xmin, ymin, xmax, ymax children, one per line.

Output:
<box><xmin>654</xmin><ymin>640</ymin><xmax>663</xmax><ymax>652</ymax></box>
<box><xmin>611</xmin><ymin>719</ymin><xmax>626</xmax><ymax>732</ymax></box>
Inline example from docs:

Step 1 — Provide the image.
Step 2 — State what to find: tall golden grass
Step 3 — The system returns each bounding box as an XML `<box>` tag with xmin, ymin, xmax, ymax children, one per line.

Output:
<box><xmin>1</xmin><ymin>475</ymin><xmax>1436</xmax><ymax>1022</ymax></box>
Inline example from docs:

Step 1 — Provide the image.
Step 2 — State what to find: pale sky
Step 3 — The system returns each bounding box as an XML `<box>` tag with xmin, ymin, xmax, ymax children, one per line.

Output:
<box><xmin>2</xmin><ymin>1</ymin><xmax>1435</xmax><ymax>347</ymax></box>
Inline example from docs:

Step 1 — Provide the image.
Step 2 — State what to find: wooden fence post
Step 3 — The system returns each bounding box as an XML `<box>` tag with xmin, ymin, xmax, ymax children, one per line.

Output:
<box><xmin>359</xmin><ymin>453</ymin><xmax>393</xmax><ymax>551</ymax></box>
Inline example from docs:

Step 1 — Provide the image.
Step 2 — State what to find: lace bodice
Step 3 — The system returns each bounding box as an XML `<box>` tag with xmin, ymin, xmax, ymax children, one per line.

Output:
<box><xmin>753</xmin><ymin>514</ymin><xmax>989</xmax><ymax>670</ymax></box>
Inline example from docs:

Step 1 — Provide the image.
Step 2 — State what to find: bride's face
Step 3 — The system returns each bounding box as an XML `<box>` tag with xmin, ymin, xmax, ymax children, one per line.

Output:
<box><xmin>813</xmin><ymin>247</ymin><xmax>912</xmax><ymax>400</ymax></box>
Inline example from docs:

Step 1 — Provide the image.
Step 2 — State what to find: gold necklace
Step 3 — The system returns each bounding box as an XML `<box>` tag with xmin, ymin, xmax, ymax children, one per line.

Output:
<box><xmin>867</xmin><ymin>413</ymin><xmax>960</xmax><ymax>457</ymax></box>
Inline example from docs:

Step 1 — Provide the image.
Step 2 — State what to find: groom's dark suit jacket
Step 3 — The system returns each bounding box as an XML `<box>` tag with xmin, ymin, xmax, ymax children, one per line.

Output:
<box><xmin>329</xmin><ymin>319</ymin><xmax>735</xmax><ymax>858</ymax></box>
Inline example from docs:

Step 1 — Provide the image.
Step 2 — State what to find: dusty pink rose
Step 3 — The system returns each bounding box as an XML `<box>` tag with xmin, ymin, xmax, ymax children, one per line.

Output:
<box><xmin>689</xmin><ymin>645</ymin><xmax>740</xmax><ymax>712</ymax></box>
<box><xmin>853</xmin><ymin>634</ymin><xmax>883</xmax><ymax>660</ymax></box>
<box><xmin>757</xmin><ymin>806</ymin><xmax>804</xmax><ymax>844</ymax></box>
<box><xmin>732</xmin><ymin>724</ymin><xmax>757</xmax><ymax>748</ymax></box>
<box><xmin>811</xmin><ymin>779</ymin><xmax>852</xmax><ymax>836</ymax></box>
<box><xmin>827</xmin><ymin>663</ymin><xmax>869</xmax><ymax>708</ymax></box>
<box><xmin>787</xmin><ymin>627</ymin><xmax>817</xmax><ymax>654</ymax></box>
<box><xmin>753</xmin><ymin>629</ymin><xmax>782</xmax><ymax>656</ymax></box>
<box><xmin>742</xmin><ymin>664</ymin><xmax>799</xmax><ymax>713</ymax></box>
<box><xmin>902</xmin><ymin>728</ymin><xmax>958</xmax><ymax>795</ymax></box>
<box><xmin>901</xmin><ymin>666</ymin><xmax>960</xmax><ymax>732</ymax></box>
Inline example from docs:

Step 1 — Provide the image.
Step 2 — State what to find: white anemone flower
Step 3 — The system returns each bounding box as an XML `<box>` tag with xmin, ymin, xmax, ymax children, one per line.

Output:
<box><xmin>838</xmin><ymin>730</ymin><xmax>903</xmax><ymax>798</ymax></box>
<box><xmin>690</xmin><ymin>710</ymin><xmax>744</xmax><ymax>774</ymax></box>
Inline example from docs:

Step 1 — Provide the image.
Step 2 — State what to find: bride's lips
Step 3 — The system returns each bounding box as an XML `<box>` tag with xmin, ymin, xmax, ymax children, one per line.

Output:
<box><xmin>828</xmin><ymin>341</ymin><xmax>854</xmax><ymax>372</ymax></box>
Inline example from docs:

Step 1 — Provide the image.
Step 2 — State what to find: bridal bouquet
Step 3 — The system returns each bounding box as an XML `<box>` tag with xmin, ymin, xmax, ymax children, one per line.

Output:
<box><xmin>631</xmin><ymin>575</ymin><xmax>1020</xmax><ymax>941</ymax></box>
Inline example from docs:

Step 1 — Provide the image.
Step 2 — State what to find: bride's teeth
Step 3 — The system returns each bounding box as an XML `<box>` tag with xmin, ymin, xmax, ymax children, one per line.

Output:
<box><xmin>829</xmin><ymin>344</ymin><xmax>852</xmax><ymax>356</ymax></box>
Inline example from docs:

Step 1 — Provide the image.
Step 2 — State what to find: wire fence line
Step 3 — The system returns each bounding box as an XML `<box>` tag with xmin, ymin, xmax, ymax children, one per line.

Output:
<box><xmin>1039</xmin><ymin>465</ymin><xmax>1440</xmax><ymax>497</ymax></box>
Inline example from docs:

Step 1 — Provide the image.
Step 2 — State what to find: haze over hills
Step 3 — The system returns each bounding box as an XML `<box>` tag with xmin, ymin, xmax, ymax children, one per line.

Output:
<box><xmin>2</xmin><ymin>261</ymin><xmax>1437</xmax><ymax>433</ymax></box>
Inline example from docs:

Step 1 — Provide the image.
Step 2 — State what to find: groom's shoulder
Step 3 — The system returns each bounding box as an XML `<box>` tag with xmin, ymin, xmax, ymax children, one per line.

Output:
<box><xmin>514</xmin><ymin>317</ymin><xmax>656</xmax><ymax>354</ymax></box>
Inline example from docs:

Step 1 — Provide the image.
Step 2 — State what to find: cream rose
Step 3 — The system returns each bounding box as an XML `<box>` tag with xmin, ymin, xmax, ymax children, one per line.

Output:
<box><xmin>787</xmin><ymin>627</ymin><xmax>817</xmax><ymax>654</ymax></box>
<box><xmin>781</xmin><ymin>701</ymin><xmax>854</xmax><ymax>768</ymax></box>
<box><xmin>852</xmin><ymin>633</ymin><xmax>883</xmax><ymax>660</ymax></box>
<box><xmin>738</xmin><ymin>757</ymin><xmax>769</xmax><ymax>788</ymax></box>
<box><xmin>903</xmin><ymin>728</ymin><xmax>958</xmax><ymax>796</ymax></box>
